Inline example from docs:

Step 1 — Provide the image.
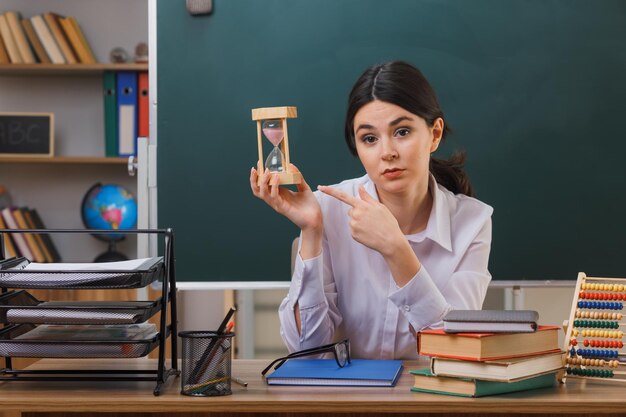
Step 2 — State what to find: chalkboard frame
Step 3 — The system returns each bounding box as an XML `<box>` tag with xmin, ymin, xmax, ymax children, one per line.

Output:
<box><xmin>0</xmin><ymin>112</ymin><xmax>54</xmax><ymax>157</ymax></box>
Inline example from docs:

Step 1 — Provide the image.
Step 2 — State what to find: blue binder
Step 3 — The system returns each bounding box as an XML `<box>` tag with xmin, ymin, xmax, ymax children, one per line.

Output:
<box><xmin>116</xmin><ymin>71</ymin><xmax>138</xmax><ymax>156</ymax></box>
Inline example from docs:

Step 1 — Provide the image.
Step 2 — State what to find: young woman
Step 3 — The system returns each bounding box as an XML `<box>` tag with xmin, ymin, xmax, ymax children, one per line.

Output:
<box><xmin>250</xmin><ymin>61</ymin><xmax>493</xmax><ymax>359</ymax></box>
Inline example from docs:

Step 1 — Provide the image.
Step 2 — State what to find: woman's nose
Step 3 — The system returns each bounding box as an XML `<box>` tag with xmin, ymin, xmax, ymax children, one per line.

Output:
<box><xmin>381</xmin><ymin>139</ymin><xmax>398</xmax><ymax>160</ymax></box>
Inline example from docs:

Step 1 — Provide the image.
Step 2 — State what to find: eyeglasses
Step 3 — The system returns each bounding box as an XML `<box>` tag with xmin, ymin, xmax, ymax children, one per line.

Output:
<box><xmin>261</xmin><ymin>339</ymin><xmax>351</xmax><ymax>377</ymax></box>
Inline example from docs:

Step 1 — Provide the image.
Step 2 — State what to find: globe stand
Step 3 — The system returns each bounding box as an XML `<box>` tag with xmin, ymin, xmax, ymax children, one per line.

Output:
<box><xmin>94</xmin><ymin>240</ymin><xmax>129</xmax><ymax>263</ymax></box>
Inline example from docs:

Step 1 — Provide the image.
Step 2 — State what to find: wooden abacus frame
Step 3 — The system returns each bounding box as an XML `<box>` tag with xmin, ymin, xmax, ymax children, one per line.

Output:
<box><xmin>251</xmin><ymin>106</ymin><xmax>302</xmax><ymax>186</ymax></box>
<box><xmin>561</xmin><ymin>272</ymin><xmax>626</xmax><ymax>384</ymax></box>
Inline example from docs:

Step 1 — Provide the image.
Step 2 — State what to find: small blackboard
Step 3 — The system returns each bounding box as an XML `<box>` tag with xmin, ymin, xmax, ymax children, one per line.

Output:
<box><xmin>0</xmin><ymin>113</ymin><xmax>54</xmax><ymax>157</ymax></box>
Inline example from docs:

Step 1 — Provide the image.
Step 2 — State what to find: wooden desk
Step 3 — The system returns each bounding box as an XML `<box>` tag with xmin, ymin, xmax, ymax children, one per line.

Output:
<box><xmin>0</xmin><ymin>359</ymin><xmax>624</xmax><ymax>416</ymax></box>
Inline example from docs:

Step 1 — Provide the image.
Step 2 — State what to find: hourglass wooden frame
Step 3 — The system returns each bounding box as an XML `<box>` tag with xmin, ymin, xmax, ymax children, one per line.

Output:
<box><xmin>560</xmin><ymin>272</ymin><xmax>626</xmax><ymax>384</ymax></box>
<box><xmin>251</xmin><ymin>106</ymin><xmax>302</xmax><ymax>185</ymax></box>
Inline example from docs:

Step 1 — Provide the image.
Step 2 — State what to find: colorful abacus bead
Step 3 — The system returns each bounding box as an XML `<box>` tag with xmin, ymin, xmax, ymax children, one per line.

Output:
<box><xmin>575</xmin><ymin>320</ymin><xmax>620</xmax><ymax>329</ymax></box>
<box><xmin>583</xmin><ymin>368</ymin><xmax>614</xmax><ymax>378</ymax></box>
<box><xmin>578</xmin><ymin>301</ymin><xmax>625</xmax><ymax>310</ymax></box>
<box><xmin>576</xmin><ymin>348</ymin><xmax>618</xmax><ymax>359</ymax></box>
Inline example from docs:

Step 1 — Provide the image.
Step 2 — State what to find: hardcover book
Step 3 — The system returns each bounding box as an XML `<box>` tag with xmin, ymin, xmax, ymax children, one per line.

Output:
<box><xmin>68</xmin><ymin>16</ymin><xmax>97</xmax><ymax>63</ymax></box>
<box><xmin>0</xmin><ymin>207</ymin><xmax>34</xmax><ymax>260</ymax></box>
<box><xmin>265</xmin><ymin>359</ymin><xmax>402</xmax><ymax>387</ymax></box>
<box><xmin>30</xmin><ymin>15</ymin><xmax>65</xmax><ymax>64</ymax></box>
<box><xmin>410</xmin><ymin>368</ymin><xmax>556</xmax><ymax>397</ymax></box>
<box><xmin>10</xmin><ymin>208</ymin><xmax>46</xmax><ymax>263</ymax></box>
<box><xmin>43</xmin><ymin>12</ymin><xmax>77</xmax><ymax>64</ymax></box>
<box><xmin>0</xmin><ymin>14</ymin><xmax>21</xmax><ymax>63</ymax></box>
<box><xmin>5</xmin><ymin>11</ymin><xmax>35</xmax><ymax>63</ymax></box>
<box><xmin>26</xmin><ymin>208</ymin><xmax>62</xmax><ymax>262</ymax></box>
<box><xmin>0</xmin><ymin>215</ymin><xmax>18</xmax><ymax>258</ymax></box>
<box><xmin>443</xmin><ymin>310</ymin><xmax>539</xmax><ymax>333</ymax></box>
<box><xmin>58</xmin><ymin>16</ymin><xmax>95</xmax><ymax>64</ymax></box>
<box><xmin>418</xmin><ymin>326</ymin><xmax>560</xmax><ymax>361</ymax></box>
<box><xmin>20</xmin><ymin>18</ymin><xmax>51</xmax><ymax>64</ymax></box>
<box><xmin>431</xmin><ymin>351</ymin><xmax>565</xmax><ymax>382</ymax></box>
<box><xmin>20</xmin><ymin>208</ymin><xmax>53</xmax><ymax>263</ymax></box>
<box><xmin>0</xmin><ymin>31</ymin><xmax>10</xmax><ymax>64</ymax></box>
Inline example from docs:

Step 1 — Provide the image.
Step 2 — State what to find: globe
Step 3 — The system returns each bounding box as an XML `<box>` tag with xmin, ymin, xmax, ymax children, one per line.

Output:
<box><xmin>81</xmin><ymin>183</ymin><xmax>137</xmax><ymax>242</ymax></box>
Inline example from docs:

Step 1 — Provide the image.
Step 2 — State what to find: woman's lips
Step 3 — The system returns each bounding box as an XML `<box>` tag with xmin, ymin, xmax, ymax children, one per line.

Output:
<box><xmin>382</xmin><ymin>169</ymin><xmax>404</xmax><ymax>179</ymax></box>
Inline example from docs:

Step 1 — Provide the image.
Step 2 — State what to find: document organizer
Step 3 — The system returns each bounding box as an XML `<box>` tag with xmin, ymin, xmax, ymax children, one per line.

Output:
<box><xmin>0</xmin><ymin>228</ymin><xmax>179</xmax><ymax>396</ymax></box>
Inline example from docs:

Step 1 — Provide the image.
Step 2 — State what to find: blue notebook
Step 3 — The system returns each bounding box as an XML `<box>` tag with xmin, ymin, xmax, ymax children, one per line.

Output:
<box><xmin>265</xmin><ymin>359</ymin><xmax>403</xmax><ymax>386</ymax></box>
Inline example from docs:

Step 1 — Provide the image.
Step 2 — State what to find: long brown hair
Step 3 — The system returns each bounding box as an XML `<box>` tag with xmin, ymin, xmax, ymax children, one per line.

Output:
<box><xmin>344</xmin><ymin>61</ymin><xmax>474</xmax><ymax>197</ymax></box>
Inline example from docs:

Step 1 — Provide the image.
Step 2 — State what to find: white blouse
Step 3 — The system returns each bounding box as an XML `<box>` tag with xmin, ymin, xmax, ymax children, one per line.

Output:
<box><xmin>278</xmin><ymin>174</ymin><xmax>493</xmax><ymax>360</ymax></box>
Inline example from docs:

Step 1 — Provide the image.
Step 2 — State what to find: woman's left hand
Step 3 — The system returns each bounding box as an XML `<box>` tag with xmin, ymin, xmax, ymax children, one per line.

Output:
<box><xmin>318</xmin><ymin>184</ymin><xmax>404</xmax><ymax>256</ymax></box>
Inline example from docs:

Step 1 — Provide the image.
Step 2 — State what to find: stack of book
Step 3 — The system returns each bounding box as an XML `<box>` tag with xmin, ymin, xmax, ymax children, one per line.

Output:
<box><xmin>0</xmin><ymin>205</ymin><xmax>61</xmax><ymax>262</ymax></box>
<box><xmin>412</xmin><ymin>310</ymin><xmax>564</xmax><ymax>397</ymax></box>
<box><xmin>0</xmin><ymin>11</ymin><xmax>96</xmax><ymax>65</ymax></box>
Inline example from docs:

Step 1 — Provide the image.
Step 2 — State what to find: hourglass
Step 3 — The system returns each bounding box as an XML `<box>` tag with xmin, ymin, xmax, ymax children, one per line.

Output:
<box><xmin>252</xmin><ymin>106</ymin><xmax>302</xmax><ymax>185</ymax></box>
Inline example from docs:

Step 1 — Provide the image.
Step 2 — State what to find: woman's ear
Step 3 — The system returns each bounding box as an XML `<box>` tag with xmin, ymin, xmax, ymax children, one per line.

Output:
<box><xmin>430</xmin><ymin>117</ymin><xmax>444</xmax><ymax>153</ymax></box>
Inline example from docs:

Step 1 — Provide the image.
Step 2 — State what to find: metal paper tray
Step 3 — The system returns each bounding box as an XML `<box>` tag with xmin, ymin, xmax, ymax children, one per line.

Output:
<box><xmin>0</xmin><ymin>290</ymin><xmax>161</xmax><ymax>325</ymax></box>
<box><xmin>0</xmin><ymin>259</ymin><xmax>164</xmax><ymax>289</ymax></box>
<box><xmin>0</xmin><ymin>324</ymin><xmax>168</xmax><ymax>359</ymax></box>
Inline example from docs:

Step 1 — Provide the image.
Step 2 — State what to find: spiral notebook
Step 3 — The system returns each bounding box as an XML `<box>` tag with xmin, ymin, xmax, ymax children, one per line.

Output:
<box><xmin>265</xmin><ymin>359</ymin><xmax>403</xmax><ymax>387</ymax></box>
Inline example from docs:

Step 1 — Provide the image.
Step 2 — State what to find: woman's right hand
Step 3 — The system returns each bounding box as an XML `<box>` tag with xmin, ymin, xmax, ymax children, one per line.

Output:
<box><xmin>250</xmin><ymin>162</ymin><xmax>323</xmax><ymax>233</ymax></box>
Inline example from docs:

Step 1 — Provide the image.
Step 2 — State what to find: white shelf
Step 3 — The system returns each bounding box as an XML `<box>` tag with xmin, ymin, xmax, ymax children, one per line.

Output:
<box><xmin>0</xmin><ymin>156</ymin><xmax>128</xmax><ymax>164</ymax></box>
<box><xmin>0</xmin><ymin>63</ymin><xmax>148</xmax><ymax>76</ymax></box>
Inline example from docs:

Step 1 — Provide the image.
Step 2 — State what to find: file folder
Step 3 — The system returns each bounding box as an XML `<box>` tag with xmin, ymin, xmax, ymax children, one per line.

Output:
<box><xmin>116</xmin><ymin>71</ymin><xmax>138</xmax><ymax>156</ymax></box>
<box><xmin>103</xmin><ymin>71</ymin><xmax>118</xmax><ymax>157</ymax></box>
<box><xmin>138</xmin><ymin>71</ymin><xmax>149</xmax><ymax>138</ymax></box>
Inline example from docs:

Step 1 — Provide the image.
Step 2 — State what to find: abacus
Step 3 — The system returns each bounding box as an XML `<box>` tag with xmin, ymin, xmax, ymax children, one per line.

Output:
<box><xmin>561</xmin><ymin>272</ymin><xmax>626</xmax><ymax>383</ymax></box>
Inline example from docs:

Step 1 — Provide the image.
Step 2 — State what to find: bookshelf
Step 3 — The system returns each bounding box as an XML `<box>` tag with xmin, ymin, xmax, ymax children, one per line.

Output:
<box><xmin>0</xmin><ymin>156</ymin><xmax>128</xmax><ymax>164</ymax></box>
<box><xmin>0</xmin><ymin>63</ymin><xmax>148</xmax><ymax>76</ymax></box>
<box><xmin>0</xmin><ymin>0</ymin><xmax>148</xmax><ymax>263</ymax></box>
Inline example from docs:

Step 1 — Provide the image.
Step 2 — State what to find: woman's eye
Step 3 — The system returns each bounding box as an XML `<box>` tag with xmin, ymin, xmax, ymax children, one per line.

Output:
<box><xmin>395</xmin><ymin>128</ymin><xmax>410</xmax><ymax>137</ymax></box>
<box><xmin>361</xmin><ymin>135</ymin><xmax>378</xmax><ymax>144</ymax></box>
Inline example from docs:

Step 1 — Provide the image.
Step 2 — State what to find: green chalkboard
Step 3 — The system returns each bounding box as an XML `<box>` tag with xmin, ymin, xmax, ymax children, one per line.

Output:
<box><xmin>157</xmin><ymin>0</ymin><xmax>626</xmax><ymax>281</ymax></box>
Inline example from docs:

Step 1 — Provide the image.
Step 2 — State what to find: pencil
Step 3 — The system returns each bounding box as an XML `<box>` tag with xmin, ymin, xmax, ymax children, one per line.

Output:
<box><xmin>189</xmin><ymin>307</ymin><xmax>237</xmax><ymax>383</ymax></box>
<box><xmin>232</xmin><ymin>376</ymin><xmax>248</xmax><ymax>388</ymax></box>
<box><xmin>226</xmin><ymin>321</ymin><xmax>234</xmax><ymax>333</ymax></box>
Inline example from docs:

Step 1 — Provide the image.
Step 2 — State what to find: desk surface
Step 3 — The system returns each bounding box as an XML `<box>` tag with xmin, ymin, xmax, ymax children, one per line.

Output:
<box><xmin>0</xmin><ymin>359</ymin><xmax>624</xmax><ymax>415</ymax></box>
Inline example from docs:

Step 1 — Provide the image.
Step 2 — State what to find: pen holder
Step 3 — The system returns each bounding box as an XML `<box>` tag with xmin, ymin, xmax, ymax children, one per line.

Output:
<box><xmin>179</xmin><ymin>330</ymin><xmax>235</xmax><ymax>396</ymax></box>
